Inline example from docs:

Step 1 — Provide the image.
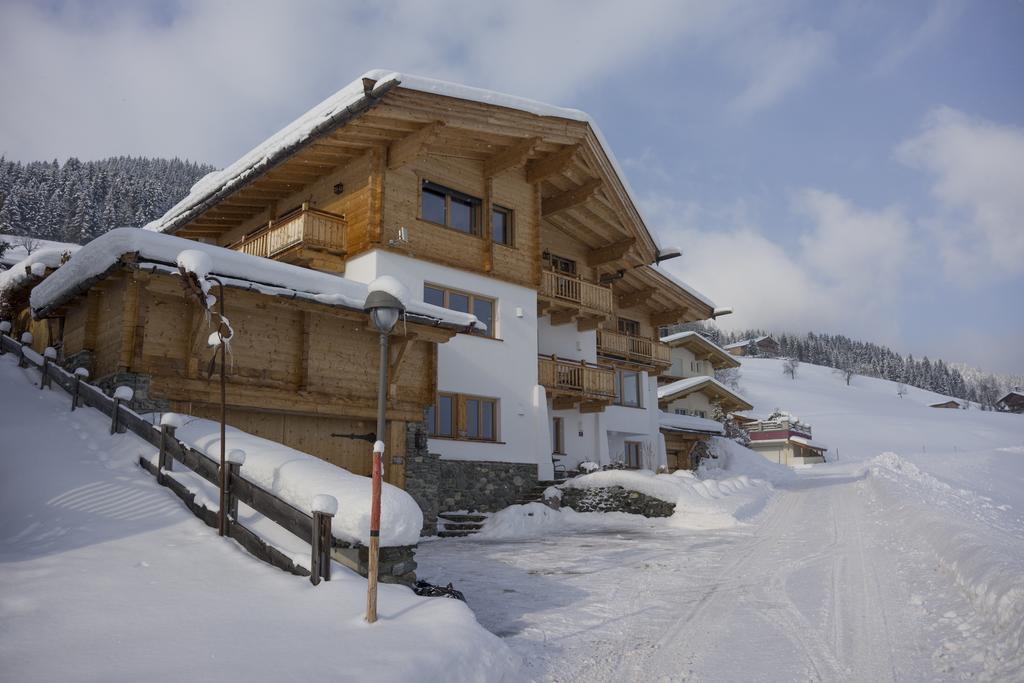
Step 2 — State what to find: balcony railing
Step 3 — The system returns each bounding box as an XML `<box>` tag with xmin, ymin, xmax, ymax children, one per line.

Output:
<box><xmin>540</xmin><ymin>270</ymin><xmax>614</xmax><ymax>316</ymax></box>
<box><xmin>597</xmin><ymin>329</ymin><xmax>672</xmax><ymax>366</ymax></box>
<box><xmin>538</xmin><ymin>354</ymin><xmax>615</xmax><ymax>400</ymax></box>
<box><xmin>746</xmin><ymin>419</ymin><xmax>812</xmax><ymax>437</ymax></box>
<box><xmin>232</xmin><ymin>208</ymin><xmax>346</xmax><ymax>259</ymax></box>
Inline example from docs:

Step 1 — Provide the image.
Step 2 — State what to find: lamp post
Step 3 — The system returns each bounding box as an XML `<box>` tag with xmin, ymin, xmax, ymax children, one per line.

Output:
<box><xmin>363</xmin><ymin>288</ymin><xmax>405</xmax><ymax>624</ymax></box>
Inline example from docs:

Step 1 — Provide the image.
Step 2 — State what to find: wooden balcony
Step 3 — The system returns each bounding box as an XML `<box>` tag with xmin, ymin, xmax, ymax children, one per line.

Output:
<box><xmin>231</xmin><ymin>208</ymin><xmax>347</xmax><ymax>267</ymax></box>
<box><xmin>538</xmin><ymin>270</ymin><xmax>614</xmax><ymax>331</ymax></box>
<box><xmin>538</xmin><ymin>354</ymin><xmax>615</xmax><ymax>413</ymax></box>
<box><xmin>597</xmin><ymin>329</ymin><xmax>672</xmax><ymax>371</ymax></box>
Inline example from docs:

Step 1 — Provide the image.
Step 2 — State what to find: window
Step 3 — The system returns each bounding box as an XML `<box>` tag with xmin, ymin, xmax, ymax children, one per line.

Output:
<box><xmin>492</xmin><ymin>205</ymin><xmax>513</xmax><ymax>246</ymax></box>
<box><xmin>624</xmin><ymin>441</ymin><xmax>642</xmax><ymax>469</ymax></box>
<box><xmin>426</xmin><ymin>393</ymin><xmax>499</xmax><ymax>442</ymax></box>
<box><xmin>420</xmin><ymin>181</ymin><xmax>482</xmax><ymax>235</ymax></box>
<box><xmin>427</xmin><ymin>393</ymin><xmax>456</xmax><ymax>437</ymax></box>
<box><xmin>614</xmin><ymin>369</ymin><xmax>642</xmax><ymax>408</ymax></box>
<box><xmin>618</xmin><ymin>318</ymin><xmax>641</xmax><ymax>336</ymax></box>
<box><xmin>552</xmin><ymin>417</ymin><xmax>565</xmax><ymax>454</ymax></box>
<box><xmin>674</xmin><ymin>408</ymin><xmax>707</xmax><ymax>419</ymax></box>
<box><xmin>545</xmin><ymin>253</ymin><xmax>577</xmax><ymax>275</ymax></box>
<box><xmin>424</xmin><ymin>284</ymin><xmax>496</xmax><ymax>338</ymax></box>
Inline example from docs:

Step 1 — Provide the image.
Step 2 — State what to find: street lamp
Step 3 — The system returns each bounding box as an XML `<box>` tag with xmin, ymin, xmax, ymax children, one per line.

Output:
<box><xmin>363</xmin><ymin>287</ymin><xmax>405</xmax><ymax>624</ymax></box>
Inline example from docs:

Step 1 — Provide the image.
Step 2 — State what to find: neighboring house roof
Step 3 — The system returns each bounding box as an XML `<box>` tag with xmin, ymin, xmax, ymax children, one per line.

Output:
<box><xmin>723</xmin><ymin>335</ymin><xmax>778</xmax><ymax>350</ymax></box>
<box><xmin>657</xmin><ymin>376</ymin><xmax>754</xmax><ymax>412</ymax></box>
<box><xmin>28</xmin><ymin>228</ymin><xmax>484</xmax><ymax>333</ymax></box>
<box><xmin>997</xmin><ymin>390</ymin><xmax>1024</xmax><ymax>403</ymax></box>
<box><xmin>659</xmin><ymin>330</ymin><xmax>740</xmax><ymax>369</ymax></box>
<box><xmin>1</xmin><ymin>236</ymin><xmax>80</xmax><ymax>269</ymax></box>
<box><xmin>929</xmin><ymin>400</ymin><xmax>961</xmax><ymax>408</ymax></box>
<box><xmin>749</xmin><ymin>435</ymin><xmax>828</xmax><ymax>452</ymax></box>
<box><xmin>658</xmin><ymin>411</ymin><xmax>725</xmax><ymax>436</ymax></box>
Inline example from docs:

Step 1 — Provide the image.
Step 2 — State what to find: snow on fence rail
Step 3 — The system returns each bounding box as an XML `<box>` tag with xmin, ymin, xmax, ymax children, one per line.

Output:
<box><xmin>0</xmin><ymin>330</ymin><xmax>414</xmax><ymax>585</ymax></box>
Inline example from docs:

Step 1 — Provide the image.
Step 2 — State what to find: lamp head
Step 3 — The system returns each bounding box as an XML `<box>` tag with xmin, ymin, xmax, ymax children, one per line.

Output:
<box><xmin>364</xmin><ymin>289</ymin><xmax>405</xmax><ymax>334</ymax></box>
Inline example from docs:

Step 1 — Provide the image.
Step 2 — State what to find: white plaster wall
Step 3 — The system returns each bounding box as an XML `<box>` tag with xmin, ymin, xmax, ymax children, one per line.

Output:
<box><xmin>665</xmin><ymin>392</ymin><xmax>715</xmax><ymax>418</ymax></box>
<box><xmin>537</xmin><ymin>317</ymin><xmax>597</xmax><ymax>362</ymax></box>
<box><xmin>603</xmin><ymin>373</ymin><xmax>665</xmax><ymax>469</ymax></box>
<box><xmin>553</xmin><ymin>407</ymin><xmax>605</xmax><ymax>470</ymax></box>
<box><xmin>345</xmin><ymin>250</ymin><xmax>547</xmax><ymax>471</ymax></box>
<box><xmin>668</xmin><ymin>346</ymin><xmax>714</xmax><ymax>379</ymax></box>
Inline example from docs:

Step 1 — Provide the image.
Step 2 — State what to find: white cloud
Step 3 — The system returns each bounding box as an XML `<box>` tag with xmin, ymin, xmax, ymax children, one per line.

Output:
<box><xmin>727</xmin><ymin>25</ymin><xmax>834</xmax><ymax>115</ymax></box>
<box><xmin>896</xmin><ymin>106</ymin><xmax>1024</xmax><ymax>285</ymax></box>
<box><xmin>872</xmin><ymin>0</ymin><xmax>961</xmax><ymax>76</ymax></box>
<box><xmin>645</xmin><ymin>192</ymin><xmax>911</xmax><ymax>343</ymax></box>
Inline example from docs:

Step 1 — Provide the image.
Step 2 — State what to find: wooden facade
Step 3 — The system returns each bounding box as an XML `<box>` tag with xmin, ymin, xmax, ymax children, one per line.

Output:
<box><xmin>22</xmin><ymin>264</ymin><xmax>455</xmax><ymax>487</ymax></box>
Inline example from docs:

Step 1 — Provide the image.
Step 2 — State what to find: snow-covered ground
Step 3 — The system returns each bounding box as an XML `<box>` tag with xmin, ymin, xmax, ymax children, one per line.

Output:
<box><xmin>416</xmin><ymin>358</ymin><xmax>1024</xmax><ymax>681</ymax></box>
<box><xmin>0</xmin><ymin>355</ymin><xmax>517</xmax><ymax>681</ymax></box>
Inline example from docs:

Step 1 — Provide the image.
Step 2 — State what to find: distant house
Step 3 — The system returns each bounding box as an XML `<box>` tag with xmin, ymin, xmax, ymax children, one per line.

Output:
<box><xmin>744</xmin><ymin>413</ymin><xmax>827</xmax><ymax>466</ymax></box>
<box><xmin>929</xmin><ymin>399</ymin><xmax>961</xmax><ymax>409</ymax></box>
<box><xmin>996</xmin><ymin>390</ymin><xmax>1024</xmax><ymax>414</ymax></box>
<box><xmin>724</xmin><ymin>335</ymin><xmax>779</xmax><ymax>357</ymax></box>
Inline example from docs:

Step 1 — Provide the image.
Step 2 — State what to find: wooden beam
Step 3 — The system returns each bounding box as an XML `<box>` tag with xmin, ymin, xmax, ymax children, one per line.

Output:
<box><xmin>549</xmin><ymin>309</ymin><xmax>577</xmax><ymax>326</ymax></box>
<box><xmin>387</xmin><ymin>121</ymin><xmax>445</xmax><ymax>170</ymax></box>
<box><xmin>541</xmin><ymin>178</ymin><xmax>602</xmax><ymax>217</ymax></box>
<box><xmin>587</xmin><ymin>237</ymin><xmax>635</xmax><ymax>267</ymax></box>
<box><xmin>526</xmin><ymin>144</ymin><xmax>580</xmax><ymax>184</ymax></box>
<box><xmin>651</xmin><ymin>309</ymin><xmax>689</xmax><ymax>326</ymax></box>
<box><xmin>579</xmin><ymin>400</ymin><xmax>608</xmax><ymax>414</ymax></box>
<box><xmin>552</xmin><ymin>396</ymin><xmax>579</xmax><ymax>410</ymax></box>
<box><xmin>576</xmin><ymin>316</ymin><xmax>603</xmax><ymax>332</ymax></box>
<box><xmin>616</xmin><ymin>287</ymin><xmax>657</xmax><ymax>309</ymax></box>
<box><xmin>483</xmin><ymin>136</ymin><xmax>540</xmax><ymax>178</ymax></box>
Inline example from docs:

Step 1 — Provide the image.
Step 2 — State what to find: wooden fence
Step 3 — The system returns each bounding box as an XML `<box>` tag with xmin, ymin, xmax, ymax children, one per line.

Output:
<box><xmin>0</xmin><ymin>331</ymin><xmax>372</xmax><ymax>584</ymax></box>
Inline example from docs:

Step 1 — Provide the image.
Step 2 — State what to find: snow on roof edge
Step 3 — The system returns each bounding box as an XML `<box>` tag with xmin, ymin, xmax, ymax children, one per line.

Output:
<box><xmin>29</xmin><ymin>228</ymin><xmax>482</xmax><ymax>331</ymax></box>
<box><xmin>659</xmin><ymin>330</ymin><xmax>737</xmax><ymax>361</ymax></box>
<box><xmin>657</xmin><ymin>375</ymin><xmax>752</xmax><ymax>408</ymax></box>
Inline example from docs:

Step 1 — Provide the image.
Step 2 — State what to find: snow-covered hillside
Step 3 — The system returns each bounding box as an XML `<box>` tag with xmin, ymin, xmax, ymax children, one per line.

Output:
<box><xmin>0</xmin><ymin>354</ymin><xmax>517</xmax><ymax>681</ymax></box>
<box><xmin>738</xmin><ymin>357</ymin><xmax>1024</xmax><ymax>511</ymax></box>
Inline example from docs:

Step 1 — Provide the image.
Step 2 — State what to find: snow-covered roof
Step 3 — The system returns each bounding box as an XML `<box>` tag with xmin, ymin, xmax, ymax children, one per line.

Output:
<box><xmin>144</xmin><ymin>69</ymin><xmax>670</xmax><ymax>257</ymax></box>
<box><xmin>789</xmin><ymin>435</ymin><xmax>828</xmax><ymax>451</ymax></box>
<box><xmin>723</xmin><ymin>335</ymin><xmax>774</xmax><ymax>350</ymax></box>
<box><xmin>649</xmin><ymin>264</ymin><xmax>716</xmax><ymax>311</ymax></box>
<box><xmin>657</xmin><ymin>376</ymin><xmax>754</xmax><ymax>411</ymax></box>
<box><xmin>0</xmin><ymin>248</ymin><xmax>72</xmax><ymax>297</ymax></box>
<box><xmin>659</xmin><ymin>330</ymin><xmax>739</xmax><ymax>366</ymax></box>
<box><xmin>29</xmin><ymin>228</ymin><xmax>483</xmax><ymax>332</ymax></box>
<box><xmin>928</xmin><ymin>400</ymin><xmax>961</xmax><ymax>407</ymax></box>
<box><xmin>997</xmin><ymin>390</ymin><xmax>1024</xmax><ymax>403</ymax></box>
<box><xmin>658</xmin><ymin>411</ymin><xmax>725</xmax><ymax>435</ymax></box>
<box><xmin>1</xmin><ymin>236</ymin><xmax>80</xmax><ymax>268</ymax></box>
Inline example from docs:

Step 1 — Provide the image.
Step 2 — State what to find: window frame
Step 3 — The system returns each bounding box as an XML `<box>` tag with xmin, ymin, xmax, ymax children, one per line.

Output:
<box><xmin>614</xmin><ymin>368</ymin><xmax>643</xmax><ymax>408</ymax></box>
<box><xmin>624</xmin><ymin>441</ymin><xmax>643</xmax><ymax>469</ymax></box>
<box><xmin>426</xmin><ymin>392</ymin><xmax>500</xmax><ymax>443</ymax></box>
<box><xmin>617</xmin><ymin>317</ymin><xmax>641</xmax><ymax>337</ymax></box>
<box><xmin>419</xmin><ymin>180</ymin><xmax>482</xmax><ymax>236</ymax></box>
<box><xmin>423</xmin><ymin>283</ymin><xmax>497</xmax><ymax>339</ymax></box>
<box><xmin>491</xmin><ymin>204</ymin><xmax>514</xmax><ymax>247</ymax></box>
<box><xmin>552</xmin><ymin>416</ymin><xmax>565</xmax><ymax>455</ymax></box>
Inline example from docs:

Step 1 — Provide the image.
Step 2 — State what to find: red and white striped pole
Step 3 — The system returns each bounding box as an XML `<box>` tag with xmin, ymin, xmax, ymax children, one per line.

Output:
<box><xmin>366</xmin><ymin>439</ymin><xmax>384</xmax><ymax>623</ymax></box>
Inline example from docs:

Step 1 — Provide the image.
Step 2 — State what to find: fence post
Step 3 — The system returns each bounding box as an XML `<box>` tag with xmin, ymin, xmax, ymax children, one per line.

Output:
<box><xmin>309</xmin><ymin>495</ymin><xmax>338</xmax><ymax>586</ymax></box>
<box><xmin>157</xmin><ymin>417</ymin><xmax>181</xmax><ymax>484</ymax></box>
<box><xmin>225</xmin><ymin>449</ymin><xmax>246</xmax><ymax>523</ymax></box>
<box><xmin>71</xmin><ymin>367</ymin><xmax>89</xmax><ymax>411</ymax></box>
<box><xmin>0</xmin><ymin>320</ymin><xmax>10</xmax><ymax>354</ymax></box>
<box><xmin>40</xmin><ymin>347</ymin><xmax>57</xmax><ymax>390</ymax></box>
<box><xmin>110</xmin><ymin>386</ymin><xmax>134</xmax><ymax>434</ymax></box>
<box><xmin>18</xmin><ymin>332</ymin><xmax>33</xmax><ymax>368</ymax></box>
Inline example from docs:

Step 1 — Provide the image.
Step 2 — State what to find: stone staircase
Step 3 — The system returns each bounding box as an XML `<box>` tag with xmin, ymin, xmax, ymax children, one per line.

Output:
<box><xmin>436</xmin><ymin>512</ymin><xmax>488</xmax><ymax>538</ymax></box>
<box><xmin>511</xmin><ymin>479</ymin><xmax>567</xmax><ymax>506</ymax></box>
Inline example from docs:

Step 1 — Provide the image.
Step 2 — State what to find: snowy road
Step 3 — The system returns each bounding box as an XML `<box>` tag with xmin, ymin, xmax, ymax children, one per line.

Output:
<box><xmin>417</xmin><ymin>465</ymin><xmax>1008</xmax><ymax>682</ymax></box>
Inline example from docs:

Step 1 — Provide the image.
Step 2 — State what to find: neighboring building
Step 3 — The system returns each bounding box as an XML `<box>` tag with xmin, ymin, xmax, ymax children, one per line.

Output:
<box><xmin>135</xmin><ymin>70</ymin><xmax>725</xmax><ymax>513</ymax></box>
<box><xmin>657</xmin><ymin>376</ymin><xmax>753</xmax><ymax>424</ymax></box>
<box><xmin>745</xmin><ymin>414</ymin><xmax>827</xmax><ymax>465</ymax></box>
<box><xmin>724</xmin><ymin>335</ymin><xmax>779</xmax><ymax>357</ymax></box>
<box><xmin>996</xmin><ymin>390</ymin><xmax>1024</xmax><ymax>414</ymax></box>
<box><xmin>929</xmin><ymin>399</ymin><xmax>962</xmax><ymax>409</ymax></box>
<box><xmin>659</xmin><ymin>330</ymin><xmax>740</xmax><ymax>381</ymax></box>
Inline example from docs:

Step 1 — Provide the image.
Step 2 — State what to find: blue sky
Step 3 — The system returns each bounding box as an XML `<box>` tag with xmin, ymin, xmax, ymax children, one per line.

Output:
<box><xmin>1</xmin><ymin>0</ymin><xmax>1022</xmax><ymax>373</ymax></box>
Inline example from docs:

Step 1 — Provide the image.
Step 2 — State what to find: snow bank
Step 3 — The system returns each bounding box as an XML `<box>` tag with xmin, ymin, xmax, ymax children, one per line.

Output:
<box><xmin>869</xmin><ymin>452</ymin><xmax>1024</xmax><ymax>675</ymax></box>
<box><xmin>0</xmin><ymin>247</ymin><xmax>70</xmax><ymax>294</ymax></box>
<box><xmin>659</xmin><ymin>410</ymin><xmax>725</xmax><ymax>435</ymax></box>
<box><xmin>29</xmin><ymin>228</ymin><xmax>482</xmax><ymax>331</ymax></box>
<box><xmin>168</xmin><ymin>416</ymin><xmax>423</xmax><ymax>547</ymax></box>
<box><xmin>705</xmin><ymin>436</ymin><xmax>796</xmax><ymax>486</ymax></box>
<box><xmin>477</xmin><ymin>502</ymin><xmax>660</xmax><ymax>540</ymax></box>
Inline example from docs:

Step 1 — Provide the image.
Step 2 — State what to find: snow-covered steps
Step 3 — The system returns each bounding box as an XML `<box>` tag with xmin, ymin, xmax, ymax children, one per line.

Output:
<box><xmin>437</xmin><ymin>512</ymin><xmax>488</xmax><ymax>538</ymax></box>
<box><xmin>512</xmin><ymin>480</ymin><xmax>565</xmax><ymax>506</ymax></box>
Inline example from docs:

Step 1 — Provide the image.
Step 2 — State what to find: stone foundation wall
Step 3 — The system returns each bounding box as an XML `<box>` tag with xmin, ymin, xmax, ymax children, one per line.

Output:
<box><xmin>561</xmin><ymin>486</ymin><xmax>676</xmax><ymax>517</ymax></box>
<box><xmin>332</xmin><ymin>544</ymin><xmax>417</xmax><ymax>587</ymax></box>
<box><xmin>404</xmin><ymin>423</ymin><xmax>439</xmax><ymax>536</ymax></box>
<box><xmin>94</xmin><ymin>371</ymin><xmax>169</xmax><ymax>414</ymax></box>
<box><xmin>437</xmin><ymin>460</ymin><xmax>537</xmax><ymax>514</ymax></box>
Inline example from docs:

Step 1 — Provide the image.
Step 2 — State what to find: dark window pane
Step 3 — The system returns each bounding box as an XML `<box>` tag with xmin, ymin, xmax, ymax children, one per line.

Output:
<box><xmin>423</xmin><ymin>285</ymin><xmax>444</xmax><ymax>307</ymax></box>
<box><xmin>449</xmin><ymin>195</ymin><xmax>475</xmax><ymax>233</ymax></box>
<box><xmin>448</xmin><ymin>292</ymin><xmax>470</xmax><ymax>313</ymax></box>
<box><xmin>424</xmin><ymin>405</ymin><xmax>435</xmax><ymax>435</ymax></box>
<box><xmin>438</xmin><ymin>396</ymin><xmax>453</xmax><ymax>436</ymax></box>
<box><xmin>492</xmin><ymin>209</ymin><xmax>508</xmax><ymax>245</ymax></box>
<box><xmin>614</xmin><ymin>371</ymin><xmax>621</xmax><ymax>402</ymax></box>
<box><xmin>473</xmin><ymin>298</ymin><xmax>494</xmax><ymax>336</ymax></box>
<box><xmin>422</xmin><ymin>187</ymin><xmax>446</xmax><ymax>224</ymax></box>
<box><xmin>482</xmin><ymin>401</ymin><xmax>495</xmax><ymax>440</ymax></box>
<box><xmin>466</xmin><ymin>399</ymin><xmax>479</xmax><ymax>438</ymax></box>
<box><xmin>622</xmin><ymin>371</ymin><xmax>640</xmax><ymax>407</ymax></box>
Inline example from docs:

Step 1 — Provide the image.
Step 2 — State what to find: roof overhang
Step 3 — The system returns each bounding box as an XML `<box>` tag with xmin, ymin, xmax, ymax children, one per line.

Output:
<box><xmin>660</xmin><ymin>331</ymin><xmax>740</xmax><ymax>369</ymax></box>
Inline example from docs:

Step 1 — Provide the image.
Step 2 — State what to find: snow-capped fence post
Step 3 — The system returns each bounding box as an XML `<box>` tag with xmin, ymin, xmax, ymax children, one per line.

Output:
<box><xmin>158</xmin><ymin>413</ymin><xmax>184</xmax><ymax>480</ymax></box>
<box><xmin>17</xmin><ymin>332</ymin><xmax>32</xmax><ymax>368</ymax></box>
<box><xmin>309</xmin><ymin>495</ymin><xmax>337</xmax><ymax>586</ymax></box>
<box><xmin>225</xmin><ymin>449</ymin><xmax>246</xmax><ymax>523</ymax></box>
<box><xmin>0</xmin><ymin>320</ymin><xmax>11</xmax><ymax>354</ymax></box>
<box><xmin>40</xmin><ymin>347</ymin><xmax>57</xmax><ymax>390</ymax></box>
<box><xmin>110</xmin><ymin>386</ymin><xmax>134</xmax><ymax>434</ymax></box>
<box><xmin>70</xmin><ymin>367</ymin><xmax>88</xmax><ymax>411</ymax></box>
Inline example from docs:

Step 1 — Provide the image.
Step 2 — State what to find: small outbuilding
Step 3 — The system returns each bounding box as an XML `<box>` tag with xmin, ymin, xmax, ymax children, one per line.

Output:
<box><xmin>929</xmin><ymin>399</ymin><xmax>962</xmax><ymax>409</ymax></box>
<box><xmin>996</xmin><ymin>390</ymin><xmax>1024</xmax><ymax>414</ymax></box>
